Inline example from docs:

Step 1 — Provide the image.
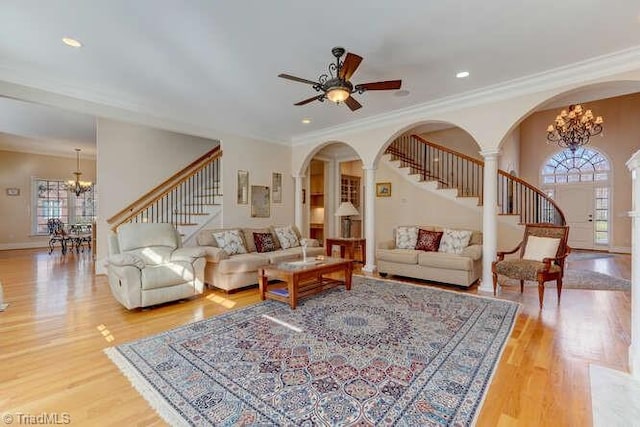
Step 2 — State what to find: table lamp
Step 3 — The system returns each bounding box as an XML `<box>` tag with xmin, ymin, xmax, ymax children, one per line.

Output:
<box><xmin>335</xmin><ymin>201</ymin><xmax>359</xmax><ymax>238</ymax></box>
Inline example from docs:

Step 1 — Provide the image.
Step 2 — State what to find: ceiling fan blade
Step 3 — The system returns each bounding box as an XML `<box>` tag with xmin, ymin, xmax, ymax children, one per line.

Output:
<box><xmin>355</xmin><ymin>80</ymin><xmax>402</xmax><ymax>91</ymax></box>
<box><xmin>294</xmin><ymin>94</ymin><xmax>324</xmax><ymax>106</ymax></box>
<box><xmin>344</xmin><ymin>96</ymin><xmax>362</xmax><ymax>111</ymax></box>
<box><xmin>278</xmin><ymin>73</ymin><xmax>319</xmax><ymax>86</ymax></box>
<box><xmin>339</xmin><ymin>53</ymin><xmax>363</xmax><ymax>80</ymax></box>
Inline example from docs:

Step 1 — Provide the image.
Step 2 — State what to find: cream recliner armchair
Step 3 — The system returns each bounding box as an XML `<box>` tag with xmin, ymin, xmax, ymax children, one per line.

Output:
<box><xmin>106</xmin><ymin>223</ymin><xmax>206</xmax><ymax>309</ymax></box>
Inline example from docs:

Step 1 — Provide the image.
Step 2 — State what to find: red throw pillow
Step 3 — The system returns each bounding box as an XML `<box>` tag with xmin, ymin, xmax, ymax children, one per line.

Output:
<box><xmin>254</xmin><ymin>232</ymin><xmax>277</xmax><ymax>253</ymax></box>
<box><xmin>415</xmin><ymin>229</ymin><xmax>443</xmax><ymax>252</ymax></box>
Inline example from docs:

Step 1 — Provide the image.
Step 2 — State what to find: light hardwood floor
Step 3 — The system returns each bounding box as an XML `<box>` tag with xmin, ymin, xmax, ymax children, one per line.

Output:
<box><xmin>0</xmin><ymin>248</ymin><xmax>631</xmax><ymax>426</ymax></box>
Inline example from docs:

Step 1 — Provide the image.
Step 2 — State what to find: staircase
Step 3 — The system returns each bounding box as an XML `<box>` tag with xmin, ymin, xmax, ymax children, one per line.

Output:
<box><xmin>107</xmin><ymin>146</ymin><xmax>223</xmax><ymax>242</ymax></box>
<box><xmin>385</xmin><ymin>134</ymin><xmax>566</xmax><ymax>225</ymax></box>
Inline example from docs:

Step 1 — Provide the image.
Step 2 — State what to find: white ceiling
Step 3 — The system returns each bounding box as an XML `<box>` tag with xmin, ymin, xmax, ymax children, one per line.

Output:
<box><xmin>0</xmin><ymin>97</ymin><xmax>95</xmax><ymax>157</ymax></box>
<box><xmin>0</xmin><ymin>0</ymin><xmax>639</xmax><ymax>146</ymax></box>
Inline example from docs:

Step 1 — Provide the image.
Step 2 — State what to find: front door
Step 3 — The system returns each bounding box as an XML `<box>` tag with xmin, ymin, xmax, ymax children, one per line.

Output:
<box><xmin>555</xmin><ymin>184</ymin><xmax>594</xmax><ymax>250</ymax></box>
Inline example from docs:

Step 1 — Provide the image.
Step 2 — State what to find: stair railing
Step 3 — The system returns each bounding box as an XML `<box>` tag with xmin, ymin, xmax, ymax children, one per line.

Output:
<box><xmin>107</xmin><ymin>146</ymin><xmax>223</xmax><ymax>231</ymax></box>
<box><xmin>385</xmin><ymin>134</ymin><xmax>566</xmax><ymax>225</ymax></box>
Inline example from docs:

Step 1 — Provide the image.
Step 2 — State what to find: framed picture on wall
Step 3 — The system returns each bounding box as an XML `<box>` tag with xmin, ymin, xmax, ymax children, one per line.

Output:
<box><xmin>376</xmin><ymin>182</ymin><xmax>392</xmax><ymax>197</ymax></box>
<box><xmin>237</xmin><ymin>170</ymin><xmax>249</xmax><ymax>204</ymax></box>
<box><xmin>272</xmin><ymin>172</ymin><xmax>282</xmax><ymax>204</ymax></box>
<box><xmin>251</xmin><ymin>185</ymin><xmax>270</xmax><ymax>218</ymax></box>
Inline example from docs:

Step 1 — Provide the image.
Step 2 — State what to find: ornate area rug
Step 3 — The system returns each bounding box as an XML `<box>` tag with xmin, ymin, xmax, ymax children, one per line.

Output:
<box><xmin>500</xmin><ymin>269</ymin><xmax>630</xmax><ymax>291</ymax></box>
<box><xmin>105</xmin><ymin>276</ymin><xmax>518</xmax><ymax>426</ymax></box>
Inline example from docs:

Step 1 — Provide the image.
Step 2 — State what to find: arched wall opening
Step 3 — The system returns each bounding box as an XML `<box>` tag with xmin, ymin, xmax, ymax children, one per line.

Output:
<box><xmin>371</xmin><ymin>120</ymin><xmax>492</xmax><ymax>246</ymax></box>
<box><xmin>299</xmin><ymin>141</ymin><xmax>364</xmax><ymax>245</ymax></box>
<box><xmin>497</xmin><ymin>81</ymin><xmax>640</xmax><ymax>253</ymax></box>
<box><xmin>372</xmin><ymin>120</ymin><xmax>482</xmax><ymax>168</ymax></box>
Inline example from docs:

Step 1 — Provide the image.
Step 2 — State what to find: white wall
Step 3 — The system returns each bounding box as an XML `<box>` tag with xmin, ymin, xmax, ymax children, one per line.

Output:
<box><xmin>96</xmin><ymin>119</ymin><xmax>217</xmax><ymax>270</ymax></box>
<box><xmin>219</xmin><ymin>133</ymin><xmax>293</xmax><ymax>229</ymax></box>
<box><xmin>419</xmin><ymin>127</ymin><xmax>482</xmax><ymax>160</ymax></box>
<box><xmin>499</xmin><ymin>130</ymin><xmax>520</xmax><ymax>175</ymax></box>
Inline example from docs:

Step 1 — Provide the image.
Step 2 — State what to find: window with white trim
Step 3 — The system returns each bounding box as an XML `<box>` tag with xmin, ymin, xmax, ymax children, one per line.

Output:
<box><xmin>32</xmin><ymin>178</ymin><xmax>97</xmax><ymax>235</ymax></box>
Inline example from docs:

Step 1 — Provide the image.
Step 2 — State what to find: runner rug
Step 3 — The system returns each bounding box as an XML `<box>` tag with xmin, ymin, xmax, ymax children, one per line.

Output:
<box><xmin>105</xmin><ymin>276</ymin><xmax>518</xmax><ymax>426</ymax></box>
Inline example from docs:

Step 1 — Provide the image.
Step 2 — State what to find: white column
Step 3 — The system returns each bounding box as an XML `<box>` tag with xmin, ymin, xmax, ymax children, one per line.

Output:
<box><xmin>479</xmin><ymin>149</ymin><xmax>500</xmax><ymax>293</ymax></box>
<box><xmin>325</xmin><ymin>160</ymin><xmax>337</xmax><ymax>238</ymax></box>
<box><xmin>626</xmin><ymin>151</ymin><xmax>640</xmax><ymax>378</ymax></box>
<box><xmin>362</xmin><ymin>165</ymin><xmax>376</xmax><ymax>273</ymax></box>
<box><xmin>293</xmin><ymin>174</ymin><xmax>304</xmax><ymax>232</ymax></box>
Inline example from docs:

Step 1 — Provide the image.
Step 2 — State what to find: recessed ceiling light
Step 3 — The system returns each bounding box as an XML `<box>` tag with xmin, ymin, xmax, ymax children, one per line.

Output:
<box><xmin>301</xmin><ymin>118</ymin><xmax>312</xmax><ymax>124</ymax></box>
<box><xmin>62</xmin><ymin>37</ymin><xmax>82</xmax><ymax>48</ymax></box>
<box><xmin>456</xmin><ymin>71</ymin><xmax>470</xmax><ymax>79</ymax></box>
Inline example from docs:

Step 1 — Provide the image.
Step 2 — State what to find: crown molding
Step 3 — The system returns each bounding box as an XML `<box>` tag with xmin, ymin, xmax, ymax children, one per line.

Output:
<box><xmin>291</xmin><ymin>45</ymin><xmax>640</xmax><ymax>146</ymax></box>
<box><xmin>2</xmin><ymin>45</ymin><xmax>640</xmax><ymax>149</ymax></box>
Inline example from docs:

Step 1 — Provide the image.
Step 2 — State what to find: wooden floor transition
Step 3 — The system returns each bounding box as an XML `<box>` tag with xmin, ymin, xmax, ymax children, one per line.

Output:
<box><xmin>0</xmin><ymin>248</ymin><xmax>631</xmax><ymax>426</ymax></box>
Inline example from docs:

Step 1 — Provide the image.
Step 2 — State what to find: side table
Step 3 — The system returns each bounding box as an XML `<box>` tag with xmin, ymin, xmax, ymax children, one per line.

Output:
<box><xmin>325</xmin><ymin>237</ymin><xmax>366</xmax><ymax>264</ymax></box>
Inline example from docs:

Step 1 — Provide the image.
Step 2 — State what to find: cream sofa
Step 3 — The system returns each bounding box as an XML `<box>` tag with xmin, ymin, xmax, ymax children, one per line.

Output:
<box><xmin>376</xmin><ymin>226</ymin><xmax>483</xmax><ymax>287</ymax></box>
<box><xmin>195</xmin><ymin>225</ymin><xmax>324</xmax><ymax>291</ymax></box>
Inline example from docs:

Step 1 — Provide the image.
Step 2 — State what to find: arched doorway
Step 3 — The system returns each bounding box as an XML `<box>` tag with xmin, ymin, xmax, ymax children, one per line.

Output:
<box><xmin>303</xmin><ymin>142</ymin><xmax>363</xmax><ymax>245</ymax></box>
<box><xmin>540</xmin><ymin>147</ymin><xmax>611</xmax><ymax>249</ymax></box>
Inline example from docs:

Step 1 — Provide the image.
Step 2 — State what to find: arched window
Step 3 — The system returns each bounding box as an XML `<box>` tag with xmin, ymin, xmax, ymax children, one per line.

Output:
<box><xmin>541</xmin><ymin>147</ymin><xmax>611</xmax><ymax>245</ymax></box>
<box><xmin>542</xmin><ymin>147</ymin><xmax>609</xmax><ymax>184</ymax></box>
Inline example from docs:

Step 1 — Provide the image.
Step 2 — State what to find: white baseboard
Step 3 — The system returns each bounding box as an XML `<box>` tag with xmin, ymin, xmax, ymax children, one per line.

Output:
<box><xmin>95</xmin><ymin>257</ymin><xmax>107</xmax><ymax>275</ymax></box>
<box><xmin>610</xmin><ymin>246</ymin><xmax>631</xmax><ymax>254</ymax></box>
<box><xmin>0</xmin><ymin>241</ymin><xmax>48</xmax><ymax>250</ymax></box>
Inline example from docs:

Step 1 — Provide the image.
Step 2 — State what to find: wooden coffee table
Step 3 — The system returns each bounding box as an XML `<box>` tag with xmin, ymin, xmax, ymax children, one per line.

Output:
<box><xmin>258</xmin><ymin>257</ymin><xmax>353</xmax><ymax>309</ymax></box>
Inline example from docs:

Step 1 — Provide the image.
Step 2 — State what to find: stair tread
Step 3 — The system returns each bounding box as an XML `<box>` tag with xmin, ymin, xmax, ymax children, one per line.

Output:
<box><xmin>174</xmin><ymin>212</ymin><xmax>210</xmax><ymax>215</ymax></box>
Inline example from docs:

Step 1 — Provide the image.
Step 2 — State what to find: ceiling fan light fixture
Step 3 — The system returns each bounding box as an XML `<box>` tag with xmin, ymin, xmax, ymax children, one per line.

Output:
<box><xmin>278</xmin><ymin>47</ymin><xmax>401</xmax><ymax>111</ymax></box>
<box><xmin>326</xmin><ymin>86</ymin><xmax>351</xmax><ymax>103</ymax></box>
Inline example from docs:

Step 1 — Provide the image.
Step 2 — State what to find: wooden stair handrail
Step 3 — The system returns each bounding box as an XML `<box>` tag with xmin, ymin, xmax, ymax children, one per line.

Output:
<box><xmin>107</xmin><ymin>146</ymin><xmax>222</xmax><ymax>227</ymax></box>
<box><xmin>410</xmin><ymin>134</ymin><xmax>484</xmax><ymax>167</ymax></box>
<box><xmin>389</xmin><ymin>134</ymin><xmax>566</xmax><ymax>225</ymax></box>
<box><xmin>496</xmin><ymin>169</ymin><xmax>566</xmax><ymax>225</ymax></box>
<box><xmin>384</xmin><ymin>145</ymin><xmax>450</xmax><ymax>187</ymax></box>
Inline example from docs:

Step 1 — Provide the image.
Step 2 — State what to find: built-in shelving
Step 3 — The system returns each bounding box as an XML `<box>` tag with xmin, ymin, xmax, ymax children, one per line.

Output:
<box><xmin>309</xmin><ymin>160</ymin><xmax>325</xmax><ymax>243</ymax></box>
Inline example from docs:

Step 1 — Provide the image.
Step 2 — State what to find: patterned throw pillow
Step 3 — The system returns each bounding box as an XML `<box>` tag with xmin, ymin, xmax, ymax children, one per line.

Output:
<box><xmin>253</xmin><ymin>232</ymin><xmax>277</xmax><ymax>253</ymax></box>
<box><xmin>415</xmin><ymin>229</ymin><xmax>443</xmax><ymax>252</ymax></box>
<box><xmin>212</xmin><ymin>229</ymin><xmax>247</xmax><ymax>255</ymax></box>
<box><xmin>438</xmin><ymin>228</ymin><xmax>473</xmax><ymax>254</ymax></box>
<box><xmin>395</xmin><ymin>226</ymin><xmax>418</xmax><ymax>249</ymax></box>
<box><xmin>273</xmin><ymin>225</ymin><xmax>300</xmax><ymax>249</ymax></box>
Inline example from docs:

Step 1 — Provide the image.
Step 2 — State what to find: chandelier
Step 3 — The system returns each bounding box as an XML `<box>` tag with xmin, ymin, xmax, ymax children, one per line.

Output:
<box><xmin>67</xmin><ymin>148</ymin><xmax>93</xmax><ymax>197</ymax></box>
<box><xmin>546</xmin><ymin>104</ymin><xmax>603</xmax><ymax>152</ymax></box>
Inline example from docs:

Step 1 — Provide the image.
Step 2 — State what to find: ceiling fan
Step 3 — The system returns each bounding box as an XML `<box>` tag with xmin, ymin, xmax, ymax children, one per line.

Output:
<box><xmin>278</xmin><ymin>47</ymin><xmax>402</xmax><ymax>111</ymax></box>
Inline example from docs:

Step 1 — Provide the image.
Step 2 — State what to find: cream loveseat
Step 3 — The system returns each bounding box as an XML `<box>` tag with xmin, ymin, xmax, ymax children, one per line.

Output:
<box><xmin>196</xmin><ymin>225</ymin><xmax>324</xmax><ymax>291</ymax></box>
<box><xmin>377</xmin><ymin>225</ymin><xmax>483</xmax><ymax>287</ymax></box>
